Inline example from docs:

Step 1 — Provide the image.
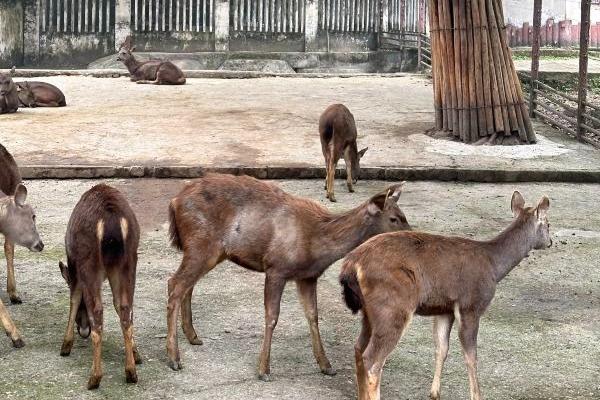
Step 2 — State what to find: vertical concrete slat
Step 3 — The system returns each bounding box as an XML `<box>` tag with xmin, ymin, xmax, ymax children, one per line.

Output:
<box><xmin>305</xmin><ymin>0</ymin><xmax>317</xmax><ymax>50</ymax></box>
<box><xmin>115</xmin><ymin>0</ymin><xmax>131</xmax><ymax>49</ymax></box>
<box><xmin>214</xmin><ymin>0</ymin><xmax>228</xmax><ymax>50</ymax></box>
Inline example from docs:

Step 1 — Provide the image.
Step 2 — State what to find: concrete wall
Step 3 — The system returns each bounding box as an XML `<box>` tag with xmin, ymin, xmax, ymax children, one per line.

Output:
<box><xmin>503</xmin><ymin>0</ymin><xmax>600</xmax><ymax>25</ymax></box>
<box><xmin>0</xmin><ymin>0</ymin><xmax>23</xmax><ymax>68</ymax></box>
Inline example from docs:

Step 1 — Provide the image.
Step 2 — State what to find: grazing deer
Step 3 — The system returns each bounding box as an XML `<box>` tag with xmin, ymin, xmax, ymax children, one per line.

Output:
<box><xmin>340</xmin><ymin>191</ymin><xmax>552</xmax><ymax>400</ymax></box>
<box><xmin>0</xmin><ymin>182</ymin><xmax>44</xmax><ymax>348</ymax></box>
<box><xmin>1</xmin><ymin>143</ymin><xmax>29</xmax><ymax>304</ymax></box>
<box><xmin>58</xmin><ymin>184</ymin><xmax>142</xmax><ymax>390</ymax></box>
<box><xmin>117</xmin><ymin>37</ymin><xmax>186</xmax><ymax>85</ymax></box>
<box><xmin>166</xmin><ymin>173</ymin><xmax>410</xmax><ymax>380</ymax></box>
<box><xmin>319</xmin><ymin>104</ymin><xmax>368</xmax><ymax>202</ymax></box>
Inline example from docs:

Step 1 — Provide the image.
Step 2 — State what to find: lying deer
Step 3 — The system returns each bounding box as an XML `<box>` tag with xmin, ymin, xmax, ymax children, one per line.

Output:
<box><xmin>0</xmin><ymin>68</ymin><xmax>19</xmax><ymax>114</ymax></box>
<box><xmin>117</xmin><ymin>37</ymin><xmax>186</xmax><ymax>85</ymax></box>
<box><xmin>340</xmin><ymin>191</ymin><xmax>552</xmax><ymax>400</ymax></box>
<box><xmin>319</xmin><ymin>104</ymin><xmax>368</xmax><ymax>202</ymax></box>
<box><xmin>1</xmin><ymin>143</ymin><xmax>28</xmax><ymax>304</ymax></box>
<box><xmin>15</xmin><ymin>81</ymin><xmax>67</xmax><ymax>107</ymax></box>
<box><xmin>166</xmin><ymin>173</ymin><xmax>410</xmax><ymax>380</ymax></box>
<box><xmin>0</xmin><ymin>183</ymin><xmax>44</xmax><ymax>347</ymax></box>
<box><xmin>59</xmin><ymin>184</ymin><xmax>142</xmax><ymax>389</ymax></box>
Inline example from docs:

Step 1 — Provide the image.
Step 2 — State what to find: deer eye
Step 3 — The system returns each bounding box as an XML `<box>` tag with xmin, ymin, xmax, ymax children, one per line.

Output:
<box><xmin>32</xmin><ymin>215</ymin><xmax>36</xmax><ymax>222</ymax></box>
<box><xmin>390</xmin><ymin>217</ymin><xmax>398</xmax><ymax>224</ymax></box>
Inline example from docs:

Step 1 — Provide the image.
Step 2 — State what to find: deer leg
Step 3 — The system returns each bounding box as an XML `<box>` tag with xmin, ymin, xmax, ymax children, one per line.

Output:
<box><xmin>4</xmin><ymin>239</ymin><xmax>21</xmax><ymax>304</ymax></box>
<box><xmin>326</xmin><ymin>157</ymin><xmax>338</xmax><ymax>202</ymax></box>
<box><xmin>0</xmin><ymin>300</ymin><xmax>23</xmax><ymax>348</ymax></box>
<box><xmin>344</xmin><ymin>147</ymin><xmax>355</xmax><ymax>193</ymax></box>
<box><xmin>83</xmin><ymin>285</ymin><xmax>104</xmax><ymax>390</ymax></box>
<box><xmin>108</xmin><ymin>274</ymin><xmax>142</xmax><ymax>365</ymax></box>
<box><xmin>60</xmin><ymin>288</ymin><xmax>82</xmax><ymax>356</ymax></box>
<box><xmin>362</xmin><ymin>311</ymin><xmax>413</xmax><ymax>400</ymax></box>
<box><xmin>119</xmin><ymin>273</ymin><xmax>138</xmax><ymax>384</ymax></box>
<box><xmin>258</xmin><ymin>274</ymin><xmax>286</xmax><ymax>381</ymax></box>
<box><xmin>167</xmin><ymin>247</ymin><xmax>222</xmax><ymax>371</ymax></box>
<box><xmin>181</xmin><ymin>286</ymin><xmax>202</xmax><ymax>345</ymax></box>
<box><xmin>296</xmin><ymin>278</ymin><xmax>335</xmax><ymax>376</ymax></box>
<box><xmin>458</xmin><ymin>311</ymin><xmax>482</xmax><ymax>400</ymax></box>
<box><xmin>430</xmin><ymin>314</ymin><xmax>455</xmax><ymax>400</ymax></box>
<box><xmin>355</xmin><ymin>314</ymin><xmax>372</xmax><ymax>400</ymax></box>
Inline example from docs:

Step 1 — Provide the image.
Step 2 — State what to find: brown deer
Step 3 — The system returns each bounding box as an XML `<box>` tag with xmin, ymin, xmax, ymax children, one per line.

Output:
<box><xmin>58</xmin><ymin>184</ymin><xmax>142</xmax><ymax>390</ymax></box>
<box><xmin>339</xmin><ymin>191</ymin><xmax>552</xmax><ymax>400</ymax></box>
<box><xmin>166</xmin><ymin>173</ymin><xmax>410</xmax><ymax>381</ymax></box>
<box><xmin>319</xmin><ymin>104</ymin><xmax>368</xmax><ymax>202</ymax></box>
<box><xmin>117</xmin><ymin>37</ymin><xmax>186</xmax><ymax>85</ymax></box>
<box><xmin>15</xmin><ymin>81</ymin><xmax>67</xmax><ymax>107</ymax></box>
<box><xmin>0</xmin><ymin>69</ymin><xmax>19</xmax><ymax>114</ymax></box>
<box><xmin>0</xmin><ymin>182</ymin><xmax>44</xmax><ymax>348</ymax></box>
<box><xmin>1</xmin><ymin>143</ymin><xmax>28</xmax><ymax>304</ymax></box>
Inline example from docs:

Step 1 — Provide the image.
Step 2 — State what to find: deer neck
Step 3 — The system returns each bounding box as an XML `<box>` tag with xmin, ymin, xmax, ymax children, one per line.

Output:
<box><xmin>315</xmin><ymin>206</ymin><xmax>373</xmax><ymax>265</ymax></box>
<box><xmin>124</xmin><ymin>56</ymin><xmax>141</xmax><ymax>73</ymax></box>
<box><xmin>486</xmin><ymin>217</ymin><xmax>535</xmax><ymax>282</ymax></box>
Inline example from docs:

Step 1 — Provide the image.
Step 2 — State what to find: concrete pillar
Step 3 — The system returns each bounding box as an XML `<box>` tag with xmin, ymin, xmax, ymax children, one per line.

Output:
<box><xmin>0</xmin><ymin>0</ymin><xmax>24</xmax><ymax>67</ymax></box>
<box><xmin>115</xmin><ymin>0</ymin><xmax>132</xmax><ymax>51</ymax></box>
<box><xmin>305</xmin><ymin>0</ymin><xmax>319</xmax><ymax>52</ymax></box>
<box><xmin>22</xmin><ymin>0</ymin><xmax>38</xmax><ymax>66</ymax></box>
<box><xmin>214</xmin><ymin>0</ymin><xmax>229</xmax><ymax>52</ymax></box>
<box><xmin>381</xmin><ymin>0</ymin><xmax>389</xmax><ymax>32</ymax></box>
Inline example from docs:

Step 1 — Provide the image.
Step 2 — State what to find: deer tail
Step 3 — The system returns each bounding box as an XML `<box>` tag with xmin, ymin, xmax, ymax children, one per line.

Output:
<box><xmin>339</xmin><ymin>257</ymin><xmax>364</xmax><ymax>314</ymax></box>
<box><xmin>168</xmin><ymin>200</ymin><xmax>183</xmax><ymax>251</ymax></box>
<box><xmin>99</xmin><ymin>213</ymin><xmax>126</xmax><ymax>267</ymax></box>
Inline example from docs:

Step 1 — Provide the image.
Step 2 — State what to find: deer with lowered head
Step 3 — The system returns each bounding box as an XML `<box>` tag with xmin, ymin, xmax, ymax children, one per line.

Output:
<box><xmin>339</xmin><ymin>191</ymin><xmax>552</xmax><ymax>400</ymax></box>
<box><xmin>166</xmin><ymin>173</ymin><xmax>410</xmax><ymax>380</ymax></box>
<box><xmin>58</xmin><ymin>184</ymin><xmax>142</xmax><ymax>389</ymax></box>
<box><xmin>320</xmin><ymin>104</ymin><xmax>368</xmax><ymax>202</ymax></box>
<box><xmin>0</xmin><ymin>169</ymin><xmax>44</xmax><ymax>347</ymax></box>
<box><xmin>117</xmin><ymin>37</ymin><xmax>186</xmax><ymax>85</ymax></box>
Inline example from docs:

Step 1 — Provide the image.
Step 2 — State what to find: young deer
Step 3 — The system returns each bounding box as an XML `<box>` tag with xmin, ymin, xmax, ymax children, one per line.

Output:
<box><xmin>0</xmin><ymin>183</ymin><xmax>44</xmax><ymax>347</ymax></box>
<box><xmin>319</xmin><ymin>104</ymin><xmax>368</xmax><ymax>202</ymax></box>
<box><xmin>58</xmin><ymin>184</ymin><xmax>142</xmax><ymax>390</ymax></box>
<box><xmin>166</xmin><ymin>173</ymin><xmax>410</xmax><ymax>380</ymax></box>
<box><xmin>340</xmin><ymin>191</ymin><xmax>552</xmax><ymax>400</ymax></box>
<box><xmin>1</xmin><ymin>143</ymin><xmax>28</xmax><ymax>304</ymax></box>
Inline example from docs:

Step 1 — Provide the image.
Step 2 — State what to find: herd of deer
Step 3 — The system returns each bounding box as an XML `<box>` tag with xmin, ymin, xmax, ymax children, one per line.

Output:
<box><xmin>1</xmin><ymin>49</ymin><xmax>553</xmax><ymax>400</ymax></box>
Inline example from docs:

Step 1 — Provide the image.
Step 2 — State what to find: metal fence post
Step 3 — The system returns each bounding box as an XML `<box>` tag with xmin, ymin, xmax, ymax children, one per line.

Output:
<box><xmin>529</xmin><ymin>0</ymin><xmax>542</xmax><ymax>118</ymax></box>
<box><xmin>577</xmin><ymin>0</ymin><xmax>591</xmax><ymax>141</ymax></box>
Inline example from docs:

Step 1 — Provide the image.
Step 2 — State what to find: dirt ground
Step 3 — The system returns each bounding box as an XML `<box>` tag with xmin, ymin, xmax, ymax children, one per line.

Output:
<box><xmin>0</xmin><ymin>178</ymin><xmax>598</xmax><ymax>400</ymax></box>
<box><xmin>1</xmin><ymin>75</ymin><xmax>599</xmax><ymax>173</ymax></box>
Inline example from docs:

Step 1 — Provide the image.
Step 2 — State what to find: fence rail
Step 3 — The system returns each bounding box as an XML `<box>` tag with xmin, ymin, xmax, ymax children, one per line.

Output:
<box><xmin>319</xmin><ymin>0</ymin><xmax>379</xmax><ymax>33</ymax></box>
<box><xmin>231</xmin><ymin>0</ymin><xmax>305</xmax><ymax>33</ymax></box>
<box><xmin>41</xmin><ymin>0</ymin><xmax>115</xmax><ymax>33</ymax></box>
<box><xmin>132</xmin><ymin>0</ymin><xmax>214</xmax><ymax>33</ymax></box>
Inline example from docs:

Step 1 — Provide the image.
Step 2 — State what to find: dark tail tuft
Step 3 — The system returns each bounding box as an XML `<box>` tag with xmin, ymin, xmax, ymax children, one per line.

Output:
<box><xmin>168</xmin><ymin>201</ymin><xmax>183</xmax><ymax>251</ymax></box>
<box><xmin>101</xmin><ymin>214</ymin><xmax>125</xmax><ymax>266</ymax></box>
<box><xmin>340</xmin><ymin>262</ymin><xmax>363</xmax><ymax>314</ymax></box>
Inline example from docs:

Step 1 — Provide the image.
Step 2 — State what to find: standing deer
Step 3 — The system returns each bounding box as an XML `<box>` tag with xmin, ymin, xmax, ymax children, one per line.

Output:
<box><xmin>1</xmin><ymin>143</ymin><xmax>28</xmax><ymax>304</ymax></box>
<box><xmin>320</xmin><ymin>104</ymin><xmax>368</xmax><ymax>202</ymax></box>
<box><xmin>58</xmin><ymin>184</ymin><xmax>142</xmax><ymax>390</ymax></box>
<box><xmin>0</xmin><ymin>182</ymin><xmax>44</xmax><ymax>348</ymax></box>
<box><xmin>339</xmin><ymin>191</ymin><xmax>552</xmax><ymax>400</ymax></box>
<box><xmin>166</xmin><ymin>173</ymin><xmax>410</xmax><ymax>381</ymax></box>
<box><xmin>117</xmin><ymin>37</ymin><xmax>186</xmax><ymax>85</ymax></box>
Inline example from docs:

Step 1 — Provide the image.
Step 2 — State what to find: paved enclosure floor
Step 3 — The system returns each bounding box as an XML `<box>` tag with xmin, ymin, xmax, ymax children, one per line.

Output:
<box><xmin>0</xmin><ymin>178</ymin><xmax>598</xmax><ymax>400</ymax></box>
<box><xmin>0</xmin><ymin>75</ymin><xmax>599</xmax><ymax>173</ymax></box>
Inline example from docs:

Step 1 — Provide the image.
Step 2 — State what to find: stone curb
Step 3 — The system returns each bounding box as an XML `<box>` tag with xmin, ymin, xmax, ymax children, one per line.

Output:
<box><xmin>19</xmin><ymin>165</ymin><xmax>600</xmax><ymax>183</ymax></box>
<box><xmin>1</xmin><ymin>69</ymin><xmax>407</xmax><ymax>79</ymax></box>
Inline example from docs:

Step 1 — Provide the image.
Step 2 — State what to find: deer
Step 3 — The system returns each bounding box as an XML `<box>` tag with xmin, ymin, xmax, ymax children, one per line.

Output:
<box><xmin>116</xmin><ymin>37</ymin><xmax>186</xmax><ymax>85</ymax></box>
<box><xmin>15</xmin><ymin>81</ymin><xmax>67</xmax><ymax>107</ymax></box>
<box><xmin>339</xmin><ymin>191</ymin><xmax>552</xmax><ymax>400</ymax></box>
<box><xmin>58</xmin><ymin>184</ymin><xmax>142</xmax><ymax>390</ymax></box>
<box><xmin>166</xmin><ymin>173</ymin><xmax>410</xmax><ymax>381</ymax></box>
<box><xmin>0</xmin><ymin>182</ymin><xmax>44</xmax><ymax>348</ymax></box>
<box><xmin>0</xmin><ymin>68</ymin><xmax>19</xmax><ymax>114</ymax></box>
<box><xmin>319</xmin><ymin>104</ymin><xmax>368</xmax><ymax>203</ymax></box>
<box><xmin>1</xmin><ymin>143</ymin><xmax>30</xmax><ymax>304</ymax></box>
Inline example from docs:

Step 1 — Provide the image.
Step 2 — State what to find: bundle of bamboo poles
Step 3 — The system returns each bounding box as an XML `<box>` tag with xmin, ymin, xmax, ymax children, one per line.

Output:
<box><xmin>428</xmin><ymin>0</ymin><xmax>537</xmax><ymax>144</ymax></box>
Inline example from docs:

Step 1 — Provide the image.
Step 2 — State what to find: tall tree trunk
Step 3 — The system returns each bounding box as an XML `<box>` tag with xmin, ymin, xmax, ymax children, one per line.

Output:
<box><xmin>428</xmin><ymin>0</ymin><xmax>537</xmax><ymax>144</ymax></box>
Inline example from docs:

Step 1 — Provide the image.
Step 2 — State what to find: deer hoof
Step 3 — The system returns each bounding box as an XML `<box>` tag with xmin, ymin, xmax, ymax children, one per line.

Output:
<box><xmin>347</xmin><ymin>186</ymin><xmax>355</xmax><ymax>193</ymax></box>
<box><xmin>9</xmin><ymin>295</ymin><xmax>22</xmax><ymax>305</ymax></box>
<box><xmin>12</xmin><ymin>338</ymin><xmax>25</xmax><ymax>348</ymax></box>
<box><xmin>60</xmin><ymin>342</ymin><xmax>73</xmax><ymax>356</ymax></box>
<box><xmin>258</xmin><ymin>373</ymin><xmax>272</xmax><ymax>382</ymax></box>
<box><xmin>188</xmin><ymin>336</ymin><xmax>203</xmax><ymax>346</ymax></box>
<box><xmin>168</xmin><ymin>359</ymin><xmax>183</xmax><ymax>371</ymax></box>
<box><xmin>134</xmin><ymin>351</ymin><xmax>143</xmax><ymax>365</ymax></box>
<box><xmin>87</xmin><ymin>375</ymin><xmax>102</xmax><ymax>390</ymax></box>
<box><xmin>125</xmin><ymin>369</ymin><xmax>138</xmax><ymax>384</ymax></box>
<box><xmin>429</xmin><ymin>392</ymin><xmax>441</xmax><ymax>400</ymax></box>
<box><xmin>328</xmin><ymin>196</ymin><xmax>337</xmax><ymax>202</ymax></box>
<box><xmin>321</xmin><ymin>367</ymin><xmax>337</xmax><ymax>376</ymax></box>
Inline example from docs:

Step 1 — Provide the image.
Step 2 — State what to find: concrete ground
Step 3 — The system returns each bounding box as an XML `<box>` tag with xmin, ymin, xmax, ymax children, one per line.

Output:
<box><xmin>0</xmin><ymin>178</ymin><xmax>598</xmax><ymax>400</ymax></box>
<box><xmin>514</xmin><ymin>57</ymin><xmax>600</xmax><ymax>73</ymax></box>
<box><xmin>1</xmin><ymin>75</ymin><xmax>599</xmax><ymax>175</ymax></box>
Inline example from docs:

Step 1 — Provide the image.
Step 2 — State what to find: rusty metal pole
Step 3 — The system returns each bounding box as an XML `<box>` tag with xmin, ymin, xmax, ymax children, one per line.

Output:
<box><xmin>530</xmin><ymin>0</ymin><xmax>543</xmax><ymax>118</ymax></box>
<box><xmin>577</xmin><ymin>0</ymin><xmax>591</xmax><ymax>141</ymax></box>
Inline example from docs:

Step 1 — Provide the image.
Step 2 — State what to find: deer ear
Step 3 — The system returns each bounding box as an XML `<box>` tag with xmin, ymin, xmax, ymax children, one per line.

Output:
<box><xmin>59</xmin><ymin>261</ymin><xmax>70</xmax><ymax>284</ymax></box>
<box><xmin>367</xmin><ymin>192</ymin><xmax>387</xmax><ymax>215</ymax></box>
<box><xmin>511</xmin><ymin>191</ymin><xmax>525</xmax><ymax>217</ymax></box>
<box><xmin>14</xmin><ymin>184</ymin><xmax>28</xmax><ymax>207</ymax></box>
<box><xmin>387</xmin><ymin>181</ymin><xmax>405</xmax><ymax>203</ymax></box>
<box><xmin>16</xmin><ymin>84</ymin><xmax>22</xmax><ymax>92</ymax></box>
<box><xmin>536</xmin><ymin>196</ymin><xmax>550</xmax><ymax>220</ymax></box>
<box><xmin>358</xmin><ymin>147</ymin><xmax>368</xmax><ymax>159</ymax></box>
<box><xmin>131</xmin><ymin>46</ymin><xmax>136</xmax><ymax>52</ymax></box>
